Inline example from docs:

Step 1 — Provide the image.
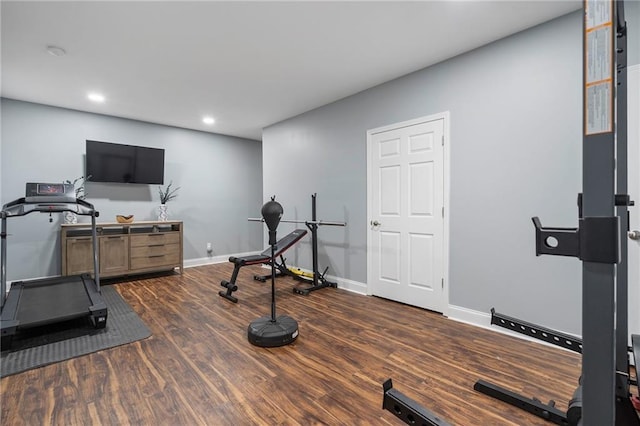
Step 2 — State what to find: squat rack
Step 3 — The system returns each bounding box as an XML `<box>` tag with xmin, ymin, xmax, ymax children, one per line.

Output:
<box><xmin>382</xmin><ymin>1</ymin><xmax>638</xmax><ymax>424</ymax></box>
<box><xmin>523</xmin><ymin>1</ymin><xmax>635</xmax><ymax>423</ymax></box>
<box><xmin>474</xmin><ymin>1</ymin><xmax>638</xmax><ymax>424</ymax></box>
<box><xmin>249</xmin><ymin>193</ymin><xmax>346</xmax><ymax>295</ymax></box>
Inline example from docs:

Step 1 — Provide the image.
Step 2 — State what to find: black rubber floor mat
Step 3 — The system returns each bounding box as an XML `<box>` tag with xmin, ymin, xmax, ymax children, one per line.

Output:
<box><xmin>1</xmin><ymin>285</ymin><xmax>151</xmax><ymax>377</ymax></box>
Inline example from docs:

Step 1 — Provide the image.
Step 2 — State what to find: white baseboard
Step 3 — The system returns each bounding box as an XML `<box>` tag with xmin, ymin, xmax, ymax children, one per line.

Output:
<box><xmin>184</xmin><ymin>251</ymin><xmax>261</xmax><ymax>269</ymax></box>
<box><xmin>329</xmin><ymin>274</ymin><xmax>368</xmax><ymax>295</ymax></box>
<box><xmin>448</xmin><ymin>304</ymin><xmax>581</xmax><ymax>351</ymax></box>
<box><xmin>184</xmin><ymin>256</ymin><xmax>228</xmax><ymax>268</ymax></box>
<box><xmin>447</xmin><ymin>305</ymin><xmax>492</xmax><ymax>327</ymax></box>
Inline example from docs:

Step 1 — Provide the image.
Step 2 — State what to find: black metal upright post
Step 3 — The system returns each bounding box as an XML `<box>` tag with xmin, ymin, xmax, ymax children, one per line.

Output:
<box><xmin>270</xmin><ymin>242</ymin><xmax>276</xmax><ymax>321</ymax></box>
<box><xmin>613</xmin><ymin>0</ymin><xmax>629</xmax><ymax>384</ymax></box>
<box><xmin>310</xmin><ymin>193</ymin><xmax>319</xmax><ymax>288</ymax></box>
<box><xmin>0</xmin><ymin>213</ymin><xmax>6</xmax><ymax>308</ymax></box>
<box><xmin>91</xmin><ymin>209</ymin><xmax>100</xmax><ymax>292</ymax></box>
<box><xmin>610</xmin><ymin>6</ymin><xmax>639</xmax><ymax>424</ymax></box>
<box><xmin>581</xmin><ymin>1</ymin><xmax>619</xmax><ymax>423</ymax></box>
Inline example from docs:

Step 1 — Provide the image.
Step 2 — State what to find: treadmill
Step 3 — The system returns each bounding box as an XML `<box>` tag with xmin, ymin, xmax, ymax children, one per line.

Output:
<box><xmin>1</xmin><ymin>183</ymin><xmax>107</xmax><ymax>349</ymax></box>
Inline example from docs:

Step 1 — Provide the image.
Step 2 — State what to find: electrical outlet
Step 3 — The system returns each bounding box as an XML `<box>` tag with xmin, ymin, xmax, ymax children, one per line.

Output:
<box><xmin>206</xmin><ymin>242</ymin><xmax>212</xmax><ymax>253</ymax></box>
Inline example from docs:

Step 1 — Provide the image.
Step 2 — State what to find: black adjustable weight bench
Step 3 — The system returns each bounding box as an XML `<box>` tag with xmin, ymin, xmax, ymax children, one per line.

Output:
<box><xmin>219</xmin><ymin>229</ymin><xmax>307</xmax><ymax>302</ymax></box>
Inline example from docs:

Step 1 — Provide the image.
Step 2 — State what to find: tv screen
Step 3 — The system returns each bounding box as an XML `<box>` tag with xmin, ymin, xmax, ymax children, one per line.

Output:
<box><xmin>86</xmin><ymin>140</ymin><xmax>165</xmax><ymax>184</ymax></box>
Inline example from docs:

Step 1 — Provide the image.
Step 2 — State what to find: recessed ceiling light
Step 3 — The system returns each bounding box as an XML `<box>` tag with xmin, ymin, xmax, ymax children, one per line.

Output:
<box><xmin>88</xmin><ymin>93</ymin><xmax>105</xmax><ymax>103</ymax></box>
<box><xmin>202</xmin><ymin>116</ymin><xmax>215</xmax><ymax>125</ymax></box>
<box><xmin>46</xmin><ymin>45</ymin><xmax>66</xmax><ymax>57</ymax></box>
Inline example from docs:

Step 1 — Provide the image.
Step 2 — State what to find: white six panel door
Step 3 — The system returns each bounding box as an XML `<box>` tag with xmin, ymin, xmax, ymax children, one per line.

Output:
<box><xmin>368</xmin><ymin>118</ymin><xmax>445</xmax><ymax>312</ymax></box>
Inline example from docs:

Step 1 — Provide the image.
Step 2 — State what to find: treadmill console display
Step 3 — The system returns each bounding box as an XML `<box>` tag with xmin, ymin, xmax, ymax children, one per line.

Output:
<box><xmin>26</xmin><ymin>183</ymin><xmax>74</xmax><ymax>198</ymax></box>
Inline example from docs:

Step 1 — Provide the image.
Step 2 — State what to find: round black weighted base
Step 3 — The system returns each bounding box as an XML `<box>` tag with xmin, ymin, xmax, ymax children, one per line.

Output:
<box><xmin>247</xmin><ymin>315</ymin><xmax>299</xmax><ymax>347</ymax></box>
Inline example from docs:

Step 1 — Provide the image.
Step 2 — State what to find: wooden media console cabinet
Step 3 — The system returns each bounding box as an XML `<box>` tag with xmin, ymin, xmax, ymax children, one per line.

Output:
<box><xmin>61</xmin><ymin>220</ymin><xmax>183</xmax><ymax>278</ymax></box>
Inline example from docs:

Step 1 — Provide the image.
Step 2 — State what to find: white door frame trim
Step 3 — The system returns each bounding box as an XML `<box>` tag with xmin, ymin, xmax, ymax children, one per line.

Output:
<box><xmin>366</xmin><ymin>111</ymin><xmax>451</xmax><ymax>316</ymax></box>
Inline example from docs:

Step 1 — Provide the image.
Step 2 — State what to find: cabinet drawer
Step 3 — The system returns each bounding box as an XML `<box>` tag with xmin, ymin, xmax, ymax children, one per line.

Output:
<box><xmin>130</xmin><ymin>243</ymin><xmax>178</xmax><ymax>258</ymax></box>
<box><xmin>130</xmin><ymin>251</ymin><xmax>180</xmax><ymax>270</ymax></box>
<box><xmin>130</xmin><ymin>232</ymin><xmax>180</xmax><ymax>247</ymax></box>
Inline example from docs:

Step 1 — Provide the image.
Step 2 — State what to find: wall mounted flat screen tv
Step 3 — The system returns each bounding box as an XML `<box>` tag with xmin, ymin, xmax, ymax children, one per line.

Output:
<box><xmin>86</xmin><ymin>140</ymin><xmax>165</xmax><ymax>184</ymax></box>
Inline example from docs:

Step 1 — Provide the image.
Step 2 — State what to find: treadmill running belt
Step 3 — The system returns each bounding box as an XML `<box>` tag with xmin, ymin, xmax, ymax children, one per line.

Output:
<box><xmin>16</xmin><ymin>276</ymin><xmax>91</xmax><ymax>327</ymax></box>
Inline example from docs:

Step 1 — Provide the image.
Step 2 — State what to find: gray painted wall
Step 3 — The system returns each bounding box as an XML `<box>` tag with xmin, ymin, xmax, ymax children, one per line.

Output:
<box><xmin>263</xmin><ymin>8</ymin><xmax>640</xmax><ymax>335</ymax></box>
<box><xmin>629</xmin><ymin>0</ymin><xmax>640</xmax><ymax>65</ymax></box>
<box><xmin>1</xmin><ymin>98</ymin><xmax>263</xmax><ymax>281</ymax></box>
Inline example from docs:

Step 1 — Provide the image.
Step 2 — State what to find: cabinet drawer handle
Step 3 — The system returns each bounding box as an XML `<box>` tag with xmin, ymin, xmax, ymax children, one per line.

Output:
<box><xmin>107</xmin><ymin>236</ymin><xmax>122</xmax><ymax>239</ymax></box>
<box><xmin>149</xmin><ymin>255</ymin><xmax>165</xmax><ymax>258</ymax></box>
<box><xmin>148</xmin><ymin>234</ymin><xmax>164</xmax><ymax>237</ymax></box>
<box><xmin>148</xmin><ymin>244</ymin><xmax>165</xmax><ymax>248</ymax></box>
<box><xmin>73</xmin><ymin>237</ymin><xmax>92</xmax><ymax>241</ymax></box>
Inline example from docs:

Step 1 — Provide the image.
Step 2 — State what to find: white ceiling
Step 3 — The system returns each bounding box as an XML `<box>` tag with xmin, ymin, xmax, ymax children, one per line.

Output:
<box><xmin>1</xmin><ymin>1</ymin><xmax>580</xmax><ymax>141</ymax></box>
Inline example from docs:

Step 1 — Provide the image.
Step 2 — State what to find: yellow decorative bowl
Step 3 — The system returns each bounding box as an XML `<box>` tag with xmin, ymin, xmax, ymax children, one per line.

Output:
<box><xmin>116</xmin><ymin>215</ymin><xmax>134</xmax><ymax>224</ymax></box>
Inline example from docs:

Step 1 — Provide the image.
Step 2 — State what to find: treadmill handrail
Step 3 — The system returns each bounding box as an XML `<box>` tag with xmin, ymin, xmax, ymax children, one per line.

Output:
<box><xmin>1</xmin><ymin>197</ymin><xmax>99</xmax><ymax>218</ymax></box>
<box><xmin>1</xmin><ymin>197</ymin><xmax>101</xmax><ymax>309</ymax></box>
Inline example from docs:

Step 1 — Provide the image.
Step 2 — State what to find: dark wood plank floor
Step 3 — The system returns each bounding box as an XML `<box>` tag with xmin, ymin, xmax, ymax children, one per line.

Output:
<box><xmin>1</xmin><ymin>263</ymin><xmax>584</xmax><ymax>425</ymax></box>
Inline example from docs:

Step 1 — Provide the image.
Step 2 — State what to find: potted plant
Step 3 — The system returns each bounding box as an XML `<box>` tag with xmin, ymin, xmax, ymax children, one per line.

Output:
<box><xmin>157</xmin><ymin>181</ymin><xmax>180</xmax><ymax>221</ymax></box>
<box><xmin>62</xmin><ymin>175</ymin><xmax>90</xmax><ymax>224</ymax></box>
<box><xmin>64</xmin><ymin>175</ymin><xmax>90</xmax><ymax>200</ymax></box>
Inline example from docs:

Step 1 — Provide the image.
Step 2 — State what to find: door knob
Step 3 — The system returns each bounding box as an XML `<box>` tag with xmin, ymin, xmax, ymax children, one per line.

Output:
<box><xmin>370</xmin><ymin>220</ymin><xmax>382</xmax><ymax>227</ymax></box>
<box><xmin>629</xmin><ymin>230</ymin><xmax>640</xmax><ymax>240</ymax></box>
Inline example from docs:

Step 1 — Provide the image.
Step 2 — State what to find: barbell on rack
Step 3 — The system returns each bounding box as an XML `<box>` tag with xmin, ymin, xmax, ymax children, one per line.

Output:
<box><xmin>248</xmin><ymin>217</ymin><xmax>346</xmax><ymax>227</ymax></box>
